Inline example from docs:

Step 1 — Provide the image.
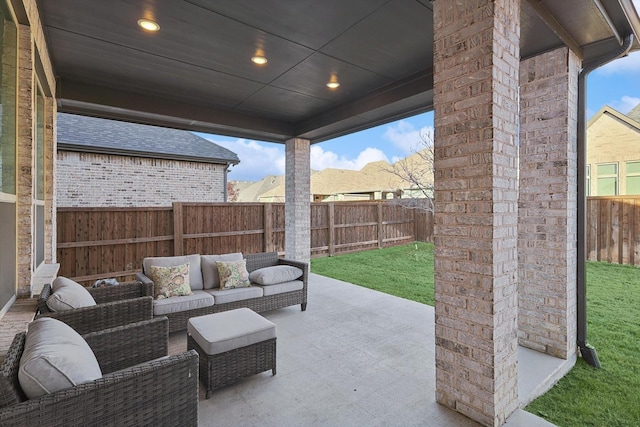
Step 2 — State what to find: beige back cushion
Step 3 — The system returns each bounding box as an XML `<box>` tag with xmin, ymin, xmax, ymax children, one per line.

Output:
<box><xmin>19</xmin><ymin>317</ymin><xmax>102</xmax><ymax>399</ymax></box>
<box><xmin>46</xmin><ymin>277</ymin><xmax>97</xmax><ymax>312</ymax></box>
<box><xmin>201</xmin><ymin>253</ymin><xmax>243</xmax><ymax>289</ymax></box>
<box><xmin>143</xmin><ymin>254</ymin><xmax>203</xmax><ymax>290</ymax></box>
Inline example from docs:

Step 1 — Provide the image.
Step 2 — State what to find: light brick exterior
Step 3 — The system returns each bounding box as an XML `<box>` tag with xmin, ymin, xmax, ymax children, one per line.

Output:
<box><xmin>56</xmin><ymin>151</ymin><xmax>228</xmax><ymax>207</ymax></box>
<box><xmin>16</xmin><ymin>23</ymin><xmax>34</xmax><ymax>296</ymax></box>
<box><xmin>587</xmin><ymin>108</ymin><xmax>640</xmax><ymax>195</ymax></box>
<box><xmin>285</xmin><ymin>138</ymin><xmax>310</xmax><ymax>263</ymax></box>
<box><xmin>433</xmin><ymin>1</ymin><xmax>520</xmax><ymax>425</ymax></box>
<box><xmin>518</xmin><ymin>47</ymin><xmax>579</xmax><ymax>359</ymax></box>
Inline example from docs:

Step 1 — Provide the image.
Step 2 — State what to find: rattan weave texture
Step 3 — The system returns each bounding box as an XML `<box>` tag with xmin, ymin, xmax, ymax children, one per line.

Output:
<box><xmin>0</xmin><ymin>317</ymin><xmax>198</xmax><ymax>426</ymax></box>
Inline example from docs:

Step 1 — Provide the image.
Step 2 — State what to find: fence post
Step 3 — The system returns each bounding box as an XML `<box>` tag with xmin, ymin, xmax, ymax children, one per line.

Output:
<box><xmin>173</xmin><ymin>202</ymin><xmax>184</xmax><ymax>256</ymax></box>
<box><xmin>264</xmin><ymin>203</ymin><xmax>273</xmax><ymax>253</ymax></box>
<box><xmin>378</xmin><ymin>203</ymin><xmax>384</xmax><ymax>248</ymax></box>
<box><xmin>328</xmin><ymin>203</ymin><xmax>335</xmax><ymax>256</ymax></box>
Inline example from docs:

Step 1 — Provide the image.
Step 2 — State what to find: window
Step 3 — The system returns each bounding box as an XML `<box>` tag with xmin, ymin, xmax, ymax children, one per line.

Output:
<box><xmin>586</xmin><ymin>164</ymin><xmax>591</xmax><ymax>196</ymax></box>
<box><xmin>626</xmin><ymin>161</ymin><xmax>640</xmax><ymax>195</ymax></box>
<box><xmin>0</xmin><ymin>3</ymin><xmax>17</xmax><ymax>197</ymax></box>
<box><xmin>596</xmin><ymin>163</ymin><xmax>618</xmax><ymax>196</ymax></box>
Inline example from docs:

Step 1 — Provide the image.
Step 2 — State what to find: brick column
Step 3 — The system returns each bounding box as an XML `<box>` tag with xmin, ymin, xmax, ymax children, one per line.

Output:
<box><xmin>285</xmin><ymin>138</ymin><xmax>310</xmax><ymax>263</ymax></box>
<box><xmin>519</xmin><ymin>47</ymin><xmax>579</xmax><ymax>359</ymax></box>
<box><xmin>433</xmin><ymin>1</ymin><xmax>520</xmax><ymax>426</ymax></box>
<box><xmin>16</xmin><ymin>23</ymin><xmax>34</xmax><ymax>296</ymax></box>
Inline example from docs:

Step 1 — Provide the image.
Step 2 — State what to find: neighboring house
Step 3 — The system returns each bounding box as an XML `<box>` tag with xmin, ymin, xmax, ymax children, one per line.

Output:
<box><xmin>587</xmin><ymin>104</ymin><xmax>640</xmax><ymax>196</ymax></box>
<box><xmin>233</xmin><ymin>175</ymin><xmax>287</xmax><ymax>202</ymax></box>
<box><xmin>245</xmin><ymin>154</ymin><xmax>432</xmax><ymax>203</ymax></box>
<box><xmin>57</xmin><ymin>113</ymin><xmax>239</xmax><ymax>207</ymax></box>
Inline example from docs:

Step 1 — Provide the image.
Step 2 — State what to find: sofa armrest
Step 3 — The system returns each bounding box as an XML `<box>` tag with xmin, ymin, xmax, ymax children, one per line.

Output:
<box><xmin>0</xmin><ymin>348</ymin><xmax>198</xmax><ymax>427</ymax></box>
<box><xmin>37</xmin><ymin>280</ymin><xmax>154</xmax><ymax>314</ymax></box>
<box><xmin>36</xmin><ymin>283</ymin><xmax>53</xmax><ymax>314</ymax></box>
<box><xmin>136</xmin><ymin>272</ymin><xmax>155</xmax><ymax>292</ymax></box>
<box><xmin>83</xmin><ymin>317</ymin><xmax>169</xmax><ymax>374</ymax></box>
<box><xmin>36</xmin><ymin>296</ymin><xmax>154</xmax><ymax>336</ymax></box>
<box><xmin>89</xmin><ymin>280</ymin><xmax>153</xmax><ymax>304</ymax></box>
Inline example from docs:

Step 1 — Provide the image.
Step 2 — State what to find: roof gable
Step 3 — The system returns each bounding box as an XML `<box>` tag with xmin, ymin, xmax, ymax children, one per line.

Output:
<box><xmin>588</xmin><ymin>106</ymin><xmax>640</xmax><ymax>133</ymax></box>
<box><xmin>57</xmin><ymin>113</ymin><xmax>239</xmax><ymax>164</ymax></box>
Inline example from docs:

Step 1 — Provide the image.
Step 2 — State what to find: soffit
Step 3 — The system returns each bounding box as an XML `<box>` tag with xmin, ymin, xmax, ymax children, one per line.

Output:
<box><xmin>37</xmin><ymin>0</ymin><xmax>640</xmax><ymax>144</ymax></box>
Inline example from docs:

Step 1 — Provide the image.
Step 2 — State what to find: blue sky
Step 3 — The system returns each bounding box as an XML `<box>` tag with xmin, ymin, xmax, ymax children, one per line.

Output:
<box><xmin>201</xmin><ymin>48</ymin><xmax>640</xmax><ymax>182</ymax></box>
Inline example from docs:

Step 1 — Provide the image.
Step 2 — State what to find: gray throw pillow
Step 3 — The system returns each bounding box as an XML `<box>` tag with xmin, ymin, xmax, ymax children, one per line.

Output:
<box><xmin>249</xmin><ymin>265</ymin><xmax>303</xmax><ymax>285</ymax></box>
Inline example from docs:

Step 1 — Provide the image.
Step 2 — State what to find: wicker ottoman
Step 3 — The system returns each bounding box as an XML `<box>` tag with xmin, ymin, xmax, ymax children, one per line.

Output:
<box><xmin>187</xmin><ymin>308</ymin><xmax>277</xmax><ymax>398</ymax></box>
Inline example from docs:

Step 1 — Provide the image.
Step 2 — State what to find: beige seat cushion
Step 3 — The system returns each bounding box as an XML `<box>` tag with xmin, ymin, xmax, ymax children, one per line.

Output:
<box><xmin>152</xmin><ymin>290</ymin><xmax>214</xmax><ymax>316</ymax></box>
<box><xmin>19</xmin><ymin>317</ymin><xmax>102</xmax><ymax>399</ymax></box>
<box><xmin>187</xmin><ymin>308</ymin><xmax>276</xmax><ymax>355</ymax></box>
<box><xmin>46</xmin><ymin>276</ymin><xmax>97</xmax><ymax>312</ymax></box>
<box><xmin>205</xmin><ymin>286</ymin><xmax>263</xmax><ymax>304</ymax></box>
<box><xmin>260</xmin><ymin>280</ymin><xmax>304</xmax><ymax>296</ymax></box>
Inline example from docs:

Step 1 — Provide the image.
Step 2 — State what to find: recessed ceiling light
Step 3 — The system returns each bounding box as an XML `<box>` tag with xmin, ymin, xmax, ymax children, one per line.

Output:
<box><xmin>327</xmin><ymin>74</ymin><xmax>340</xmax><ymax>89</ymax></box>
<box><xmin>138</xmin><ymin>19</ymin><xmax>160</xmax><ymax>32</ymax></box>
<box><xmin>251</xmin><ymin>48</ymin><xmax>268</xmax><ymax>65</ymax></box>
<box><xmin>251</xmin><ymin>55</ymin><xmax>268</xmax><ymax>65</ymax></box>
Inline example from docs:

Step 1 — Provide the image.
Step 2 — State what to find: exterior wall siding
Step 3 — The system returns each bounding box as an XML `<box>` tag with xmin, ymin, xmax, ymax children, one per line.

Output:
<box><xmin>518</xmin><ymin>46</ymin><xmax>579</xmax><ymax>360</ymax></box>
<box><xmin>56</xmin><ymin>151</ymin><xmax>227</xmax><ymax>207</ymax></box>
<box><xmin>587</xmin><ymin>113</ymin><xmax>640</xmax><ymax>195</ymax></box>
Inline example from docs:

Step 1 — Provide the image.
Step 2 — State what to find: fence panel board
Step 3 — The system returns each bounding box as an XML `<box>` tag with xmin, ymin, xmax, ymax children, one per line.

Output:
<box><xmin>586</xmin><ymin>196</ymin><xmax>640</xmax><ymax>267</ymax></box>
<box><xmin>57</xmin><ymin>201</ymin><xmax>429</xmax><ymax>284</ymax></box>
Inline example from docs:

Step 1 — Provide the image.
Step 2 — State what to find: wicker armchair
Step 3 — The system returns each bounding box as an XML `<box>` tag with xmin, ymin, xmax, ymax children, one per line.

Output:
<box><xmin>0</xmin><ymin>317</ymin><xmax>199</xmax><ymax>427</ymax></box>
<box><xmin>36</xmin><ymin>281</ymin><xmax>154</xmax><ymax>335</ymax></box>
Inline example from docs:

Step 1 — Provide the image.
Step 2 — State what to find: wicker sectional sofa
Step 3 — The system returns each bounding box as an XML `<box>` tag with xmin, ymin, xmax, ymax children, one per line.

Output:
<box><xmin>136</xmin><ymin>251</ymin><xmax>308</xmax><ymax>333</ymax></box>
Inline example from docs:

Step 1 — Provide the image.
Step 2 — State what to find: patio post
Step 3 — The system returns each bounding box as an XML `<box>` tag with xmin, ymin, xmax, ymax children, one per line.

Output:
<box><xmin>433</xmin><ymin>1</ymin><xmax>520</xmax><ymax>426</ymax></box>
<box><xmin>16</xmin><ymin>22</ymin><xmax>35</xmax><ymax>296</ymax></box>
<box><xmin>518</xmin><ymin>46</ymin><xmax>580</xmax><ymax>360</ymax></box>
<box><xmin>284</xmin><ymin>137</ymin><xmax>311</xmax><ymax>263</ymax></box>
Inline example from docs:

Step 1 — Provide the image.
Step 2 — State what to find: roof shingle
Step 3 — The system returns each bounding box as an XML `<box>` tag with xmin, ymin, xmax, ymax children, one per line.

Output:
<box><xmin>57</xmin><ymin>113</ymin><xmax>239</xmax><ymax>164</ymax></box>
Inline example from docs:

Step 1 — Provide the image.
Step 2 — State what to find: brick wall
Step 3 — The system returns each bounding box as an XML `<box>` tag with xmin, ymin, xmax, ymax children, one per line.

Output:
<box><xmin>433</xmin><ymin>1</ymin><xmax>520</xmax><ymax>425</ymax></box>
<box><xmin>519</xmin><ymin>46</ymin><xmax>579</xmax><ymax>359</ymax></box>
<box><xmin>16</xmin><ymin>23</ymin><xmax>33</xmax><ymax>296</ymax></box>
<box><xmin>56</xmin><ymin>151</ymin><xmax>228</xmax><ymax>207</ymax></box>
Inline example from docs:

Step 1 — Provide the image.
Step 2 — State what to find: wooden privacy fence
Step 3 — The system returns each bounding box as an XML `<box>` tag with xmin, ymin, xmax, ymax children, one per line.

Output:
<box><xmin>57</xmin><ymin>201</ymin><xmax>434</xmax><ymax>284</ymax></box>
<box><xmin>586</xmin><ymin>196</ymin><xmax>640</xmax><ymax>266</ymax></box>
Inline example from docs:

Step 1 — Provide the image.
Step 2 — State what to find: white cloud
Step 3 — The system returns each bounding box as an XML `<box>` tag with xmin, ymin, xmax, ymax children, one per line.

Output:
<box><xmin>205</xmin><ymin>137</ymin><xmax>285</xmax><ymax>181</ymax></box>
<box><xmin>595</xmin><ymin>51</ymin><xmax>640</xmax><ymax>76</ymax></box>
<box><xmin>204</xmin><ymin>136</ymin><xmax>390</xmax><ymax>181</ymax></box>
<box><xmin>383</xmin><ymin>120</ymin><xmax>434</xmax><ymax>154</ymax></box>
<box><xmin>610</xmin><ymin>96</ymin><xmax>640</xmax><ymax>114</ymax></box>
<box><xmin>310</xmin><ymin>146</ymin><xmax>388</xmax><ymax>171</ymax></box>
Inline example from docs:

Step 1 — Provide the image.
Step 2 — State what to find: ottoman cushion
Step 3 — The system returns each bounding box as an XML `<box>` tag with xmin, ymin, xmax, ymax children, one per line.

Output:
<box><xmin>187</xmin><ymin>308</ymin><xmax>276</xmax><ymax>355</ymax></box>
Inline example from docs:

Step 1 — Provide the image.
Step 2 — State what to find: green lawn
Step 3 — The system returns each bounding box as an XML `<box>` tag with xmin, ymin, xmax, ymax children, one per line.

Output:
<box><xmin>311</xmin><ymin>242</ymin><xmax>435</xmax><ymax>305</ymax></box>
<box><xmin>310</xmin><ymin>243</ymin><xmax>640</xmax><ymax>427</ymax></box>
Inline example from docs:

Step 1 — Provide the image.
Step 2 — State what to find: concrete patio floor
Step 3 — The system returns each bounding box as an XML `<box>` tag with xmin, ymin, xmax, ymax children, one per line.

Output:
<box><xmin>170</xmin><ymin>273</ymin><xmax>574</xmax><ymax>427</ymax></box>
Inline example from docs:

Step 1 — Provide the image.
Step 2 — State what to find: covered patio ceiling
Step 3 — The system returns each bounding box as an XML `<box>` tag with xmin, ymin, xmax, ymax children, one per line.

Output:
<box><xmin>34</xmin><ymin>0</ymin><xmax>640</xmax><ymax>144</ymax></box>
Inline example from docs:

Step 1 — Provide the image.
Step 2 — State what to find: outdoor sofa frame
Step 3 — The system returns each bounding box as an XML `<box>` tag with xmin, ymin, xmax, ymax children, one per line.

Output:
<box><xmin>137</xmin><ymin>251</ymin><xmax>308</xmax><ymax>333</ymax></box>
<box><xmin>0</xmin><ymin>317</ymin><xmax>199</xmax><ymax>426</ymax></box>
<box><xmin>36</xmin><ymin>280</ymin><xmax>154</xmax><ymax>335</ymax></box>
